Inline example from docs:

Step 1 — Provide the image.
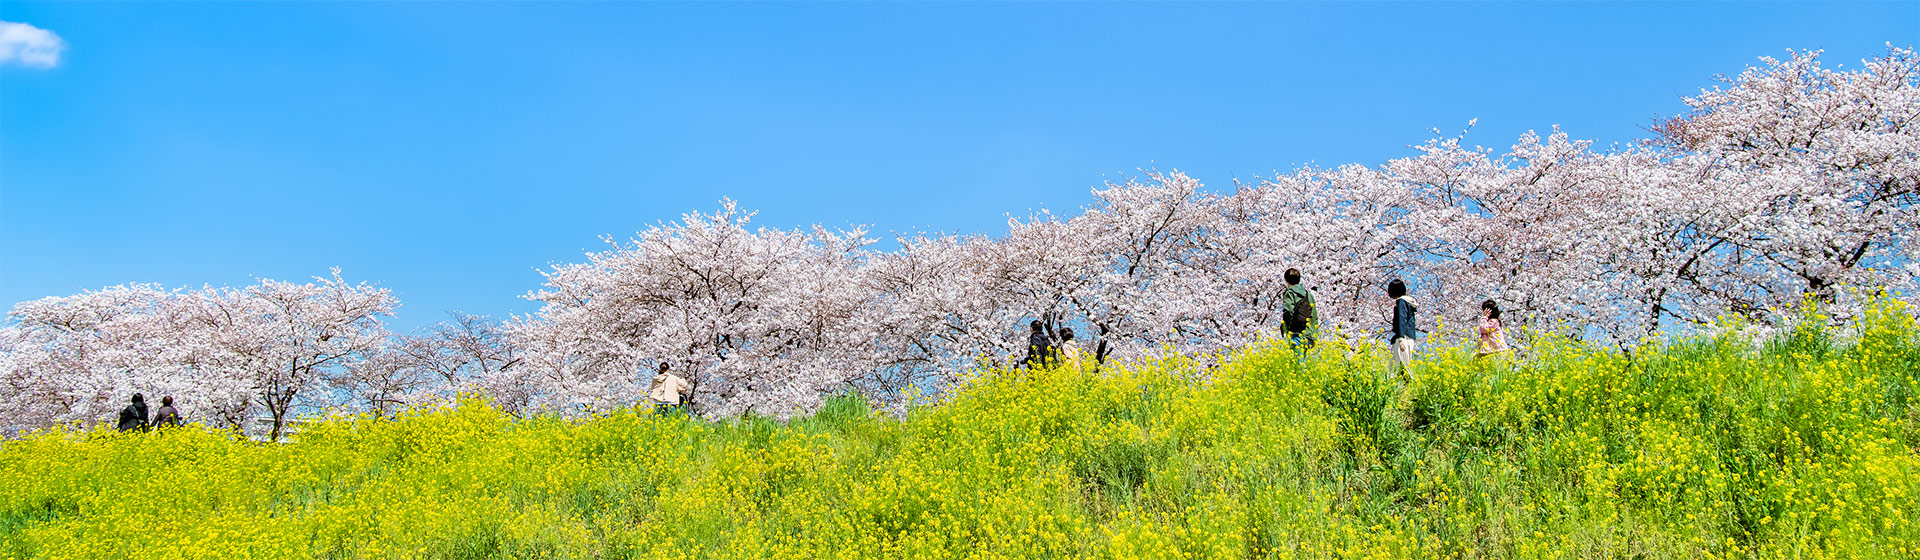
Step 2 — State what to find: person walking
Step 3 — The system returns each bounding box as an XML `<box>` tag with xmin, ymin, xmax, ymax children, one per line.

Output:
<box><xmin>1281</xmin><ymin>268</ymin><xmax>1319</xmax><ymax>349</ymax></box>
<box><xmin>116</xmin><ymin>393</ymin><xmax>150</xmax><ymax>433</ymax></box>
<box><xmin>1058</xmin><ymin>327</ymin><xmax>1084</xmax><ymax>371</ymax></box>
<box><xmin>152</xmin><ymin>396</ymin><xmax>183</xmax><ymax>428</ymax></box>
<box><xmin>1475</xmin><ymin>300</ymin><xmax>1511</xmax><ymax>358</ymax></box>
<box><xmin>647</xmin><ymin>362</ymin><xmax>692</xmax><ymax>416</ymax></box>
<box><xmin>1387</xmin><ymin>279</ymin><xmax>1419</xmax><ymax>380</ymax></box>
<box><xmin>1023</xmin><ymin>320</ymin><xmax>1054</xmax><ymax>369</ymax></box>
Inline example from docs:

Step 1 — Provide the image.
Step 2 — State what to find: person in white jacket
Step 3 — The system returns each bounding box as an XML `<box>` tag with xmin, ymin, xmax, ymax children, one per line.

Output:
<box><xmin>647</xmin><ymin>362</ymin><xmax>691</xmax><ymax>416</ymax></box>
<box><xmin>1058</xmin><ymin>327</ymin><xmax>1084</xmax><ymax>371</ymax></box>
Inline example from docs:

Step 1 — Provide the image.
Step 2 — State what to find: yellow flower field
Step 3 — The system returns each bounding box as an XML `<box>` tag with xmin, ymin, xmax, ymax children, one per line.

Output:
<box><xmin>4</xmin><ymin>301</ymin><xmax>1917</xmax><ymax>559</ymax></box>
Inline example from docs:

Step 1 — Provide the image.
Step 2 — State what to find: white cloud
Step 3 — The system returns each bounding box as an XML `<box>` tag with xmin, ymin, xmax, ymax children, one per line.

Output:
<box><xmin>0</xmin><ymin>21</ymin><xmax>66</xmax><ymax>68</ymax></box>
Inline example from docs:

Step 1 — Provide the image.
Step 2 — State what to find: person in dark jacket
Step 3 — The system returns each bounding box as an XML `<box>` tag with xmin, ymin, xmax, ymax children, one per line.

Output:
<box><xmin>152</xmin><ymin>395</ymin><xmax>183</xmax><ymax>428</ymax></box>
<box><xmin>116</xmin><ymin>393</ymin><xmax>150</xmax><ymax>433</ymax></box>
<box><xmin>1023</xmin><ymin>320</ymin><xmax>1054</xmax><ymax>369</ymax></box>
<box><xmin>1387</xmin><ymin>279</ymin><xmax>1419</xmax><ymax>380</ymax></box>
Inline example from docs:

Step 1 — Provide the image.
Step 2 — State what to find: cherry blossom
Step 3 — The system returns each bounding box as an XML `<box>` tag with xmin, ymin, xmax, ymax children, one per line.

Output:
<box><xmin>4</xmin><ymin>47</ymin><xmax>1914</xmax><ymax>429</ymax></box>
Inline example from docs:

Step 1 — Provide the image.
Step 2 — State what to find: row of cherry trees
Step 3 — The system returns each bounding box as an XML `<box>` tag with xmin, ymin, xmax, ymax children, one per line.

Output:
<box><xmin>0</xmin><ymin>274</ymin><xmax>526</xmax><ymax>439</ymax></box>
<box><xmin>4</xmin><ymin>48</ymin><xmax>1915</xmax><ymax>432</ymax></box>
<box><xmin>0</xmin><ymin>272</ymin><xmax>397</xmax><ymax>439</ymax></box>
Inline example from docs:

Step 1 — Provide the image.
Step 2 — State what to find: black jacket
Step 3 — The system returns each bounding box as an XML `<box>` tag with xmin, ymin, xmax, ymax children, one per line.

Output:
<box><xmin>1025</xmin><ymin>331</ymin><xmax>1054</xmax><ymax>368</ymax></box>
<box><xmin>1390</xmin><ymin>297</ymin><xmax>1419</xmax><ymax>342</ymax></box>
<box><xmin>117</xmin><ymin>402</ymin><xmax>149</xmax><ymax>432</ymax></box>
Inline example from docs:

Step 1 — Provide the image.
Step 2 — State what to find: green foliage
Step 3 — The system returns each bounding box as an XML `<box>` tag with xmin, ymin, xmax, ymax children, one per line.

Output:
<box><xmin>3</xmin><ymin>300</ymin><xmax>1917</xmax><ymax>559</ymax></box>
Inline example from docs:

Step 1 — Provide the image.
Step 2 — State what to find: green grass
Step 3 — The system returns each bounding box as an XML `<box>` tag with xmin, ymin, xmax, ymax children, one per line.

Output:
<box><xmin>3</xmin><ymin>302</ymin><xmax>1917</xmax><ymax>559</ymax></box>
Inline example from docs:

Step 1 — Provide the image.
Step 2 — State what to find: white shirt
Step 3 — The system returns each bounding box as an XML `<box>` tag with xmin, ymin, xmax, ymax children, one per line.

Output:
<box><xmin>648</xmin><ymin>373</ymin><xmax>691</xmax><ymax>404</ymax></box>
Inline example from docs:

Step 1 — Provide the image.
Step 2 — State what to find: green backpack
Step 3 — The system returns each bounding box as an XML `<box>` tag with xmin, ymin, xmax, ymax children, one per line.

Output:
<box><xmin>1283</xmin><ymin>290</ymin><xmax>1314</xmax><ymax>333</ymax></box>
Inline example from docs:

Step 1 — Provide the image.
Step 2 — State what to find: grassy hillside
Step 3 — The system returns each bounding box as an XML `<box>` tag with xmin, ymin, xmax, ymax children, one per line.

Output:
<box><xmin>4</xmin><ymin>302</ymin><xmax>1917</xmax><ymax>560</ymax></box>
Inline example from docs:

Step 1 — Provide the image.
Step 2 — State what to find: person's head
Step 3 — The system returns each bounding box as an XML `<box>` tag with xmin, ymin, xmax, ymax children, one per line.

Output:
<box><xmin>1059</xmin><ymin>327</ymin><xmax>1074</xmax><ymax>342</ymax></box>
<box><xmin>1030</xmin><ymin>320</ymin><xmax>1044</xmax><ymax>332</ymax></box>
<box><xmin>1285</xmin><ymin>268</ymin><xmax>1302</xmax><ymax>286</ymax></box>
<box><xmin>1481</xmin><ymin>300</ymin><xmax>1501</xmax><ymax>320</ymax></box>
<box><xmin>130</xmin><ymin>393</ymin><xmax>144</xmax><ymax>404</ymax></box>
<box><xmin>657</xmin><ymin>362</ymin><xmax>671</xmax><ymax>374</ymax></box>
<box><xmin>161</xmin><ymin>396</ymin><xmax>173</xmax><ymax>407</ymax></box>
<box><xmin>1387</xmin><ymin>279</ymin><xmax>1407</xmax><ymax>299</ymax></box>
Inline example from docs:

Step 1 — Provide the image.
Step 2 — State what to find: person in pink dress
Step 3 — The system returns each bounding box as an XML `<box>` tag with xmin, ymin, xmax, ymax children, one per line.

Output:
<box><xmin>1476</xmin><ymin>300</ymin><xmax>1510</xmax><ymax>358</ymax></box>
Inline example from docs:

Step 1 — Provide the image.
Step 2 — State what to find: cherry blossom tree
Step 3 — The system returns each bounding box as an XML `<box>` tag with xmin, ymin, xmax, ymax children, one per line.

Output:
<box><xmin>390</xmin><ymin>312</ymin><xmax>527</xmax><ymax>414</ymax></box>
<box><xmin>1655</xmin><ymin>46</ymin><xmax>1919</xmax><ymax>323</ymax></box>
<box><xmin>1076</xmin><ymin>172</ymin><xmax>1230</xmax><ymax>359</ymax></box>
<box><xmin>5</xmin><ymin>47</ymin><xmax>1914</xmax><ymax>430</ymax></box>
<box><xmin>1</xmin><ymin>271</ymin><xmax>396</xmax><ymax>438</ymax></box>
<box><xmin>513</xmin><ymin>47</ymin><xmax>1915</xmax><ymax>414</ymax></box>
<box><xmin>513</xmin><ymin>200</ymin><xmax>877</xmax><ymax>419</ymax></box>
<box><xmin>860</xmin><ymin>234</ymin><xmax>1014</xmax><ymax>400</ymax></box>
<box><xmin>0</xmin><ymin>285</ymin><xmax>180</xmax><ymax>433</ymax></box>
<box><xmin>180</xmin><ymin>269</ymin><xmax>396</xmax><ymax>440</ymax></box>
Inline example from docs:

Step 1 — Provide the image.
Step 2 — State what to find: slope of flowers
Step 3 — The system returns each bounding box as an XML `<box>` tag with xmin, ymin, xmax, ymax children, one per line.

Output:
<box><xmin>3</xmin><ymin>302</ymin><xmax>1916</xmax><ymax>560</ymax></box>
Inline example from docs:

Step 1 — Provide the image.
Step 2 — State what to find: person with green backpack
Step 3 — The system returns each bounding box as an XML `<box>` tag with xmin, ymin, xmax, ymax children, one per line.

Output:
<box><xmin>1282</xmin><ymin>268</ymin><xmax>1319</xmax><ymax>349</ymax></box>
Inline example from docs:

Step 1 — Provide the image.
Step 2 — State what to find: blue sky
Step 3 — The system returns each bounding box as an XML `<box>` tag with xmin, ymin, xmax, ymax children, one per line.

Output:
<box><xmin>2</xmin><ymin>2</ymin><xmax>1915</xmax><ymax>332</ymax></box>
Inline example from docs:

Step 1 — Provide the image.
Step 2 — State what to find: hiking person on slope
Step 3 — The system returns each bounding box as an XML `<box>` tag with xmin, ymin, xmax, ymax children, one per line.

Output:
<box><xmin>1023</xmin><ymin>320</ymin><xmax>1054</xmax><ymax>369</ymax></box>
<box><xmin>152</xmin><ymin>395</ymin><xmax>183</xmax><ymax>428</ymax></box>
<box><xmin>117</xmin><ymin>393</ymin><xmax>150</xmax><ymax>433</ymax></box>
<box><xmin>1282</xmin><ymin>268</ymin><xmax>1319</xmax><ymax>349</ymax></box>
<box><xmin>1387</xmin><ymin>279</ymin><xmax>1419</xmax><ymax>381</ymax></box>
<box><xmin>1058</xmin><ymin>327</ymin><xmax>1085</xmax><ymax>371</ymax></box>
<box><xmin>648</xmin><ymin>362</ymin><xmax>692</xmax><ymax>416</ymax></box>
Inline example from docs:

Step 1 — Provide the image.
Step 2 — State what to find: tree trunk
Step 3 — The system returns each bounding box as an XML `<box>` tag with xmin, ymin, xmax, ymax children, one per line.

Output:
<box><xmin>268</xmin><ymin>404</ymin><xmax>286</xmax><ymax>442</ymax></box>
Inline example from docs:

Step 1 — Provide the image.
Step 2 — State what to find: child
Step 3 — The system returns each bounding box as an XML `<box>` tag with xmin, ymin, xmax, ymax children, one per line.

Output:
<box><xmin>1476</xmin><ymin>300</ymin><xmax>1510</xmax><ymax>358</ymax></box>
